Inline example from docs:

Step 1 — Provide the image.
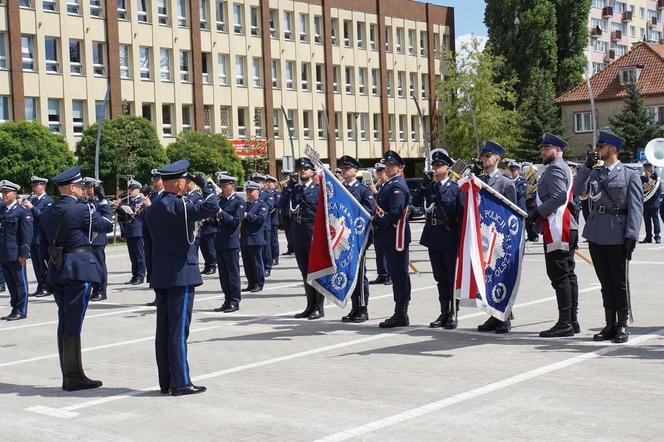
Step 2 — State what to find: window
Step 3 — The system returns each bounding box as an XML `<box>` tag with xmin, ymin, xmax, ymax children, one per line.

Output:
<box><xmin>408</xmin><ymin>29</ymin><xmax>415</xmax><ymax>55</ymax></box>
<box><xmin>162</xmin><ymin>104</ymin><xmax>173</xmax><ymax>135</ymax></box>
<box><xmin>346</xmin><ymin>113</ymin><xmax>356</xmax><ymax>140</ymax></box>
<box><xmin>286</xmin><ymin>109</ymin><xmax>295</xmax><ymax>137</ymax></box>
<box><xmin>202</xmin><ymin>52</ymin><xmax>210</xmax><ymax>83</ymax></box>
<box><xmin>216</xmin><ymin>1</ymin><xmax>226</xmax><ymax>31</ymax></box>
<box><xmin>218</xmin><ymin>54</ymin><xmax>228</xmax><ymax>84</ymax></box>
<box><xmin>592</xmin><ymin>0</ymin><xmax>605</xmax><ymax>7</ymax></box>
<box><xmin>283</xmin><ymin>11</ymin><xmax>293</xmax><ymax>40</ymax></box>
<box><xmin>272</xmin><ymin>109</ymin><xmax>280</xmax><ymax>137</ymax></box>
<box><xmin>359</xmin><ymin>113</ymin><xmax>368</xmax><ymax>140</ymax></box>
<box><xmin>397</xmin><ymin>71</ymin><xmax>405</xmax><ymax>97</ymax></box>
<box><xmin>0</xmin><ymin>97</ymin><xmax>9</xmax><ymax>123</ymax></box>
<box><xmin>182</xmin><ymin>105</ymin><xmax>192</xmax><ymax>131</ymax></box>
<box><xmin>25</xmin><ymin>98</ymin><xmax>37</xmax><ymax>121</ymax></box>
<box><xmin>358</xmin><ymin>68</ymin><xmax>366</xmax><ymax>94</ymax></box>
<box><xmin>180</xmin><ymin>50</ymin><xmax>190</xmax><ymax>81</ymax></box>
<box><xmin>409</xmin><ymin>72</ymin><xmax>416</xmax><ymax>96</ymax></box>
<box><xmin>613</xmin><ymin>44</ymin><xmax>627</xmax><ymax>57</ymax></box>
<box><xmin>117</xmin><ymin>0</ymin><xmax>128</xmax><ymax>19</ymax></box>
<box><xmin>649</xmin><ymin>106</ymin><xmax>664</xmax><ymax>125</ymax></box>
<box><xmin>331</xmin><ymin>19</ymin><xmax>338</xmax><ymax>45</ymax></box>
<box><xmin>22</xmin><ymin>36</ymin><xmax>35</xmax><ymax>71</ymax></box>
<box><xmin>301</xmin><ymin>62</ymin><xmax>310</xmax><ymax>91</ymax></box>
<box><xmin>388</xmin><ymin>114</ymin><xmax>395</xmax><ymax>140</ymax></box>
<box><xmin>333</xmin><ymin>65</ymin><xmax>340</xmax><ymax>93</ymax></box>
<box><xmin>285</xmin><ymin>60</ymin><xmax>294</xmax><ymax>89</ymax></box>
<box><xmin>369</xmin><ymin>24</ymin><xmax>377</xmax><ymax>50</ymax></box>
<box><xmin>254</xmin><ymin>107</ymin><xmax>264</xmax><ymax>137</ymax></box>
<box><xmin>313</xmin><ymin>16</ymin><xmax>322</xmax><ymax>44</ymax></box>
<box><xmin>90</xmin><ymin>0</ymin><xmax>104</xmax><ymax>17</ymax></box>
<box><xmin>203</xmin><ymin>105</ymin><xmax>212</xmax><ymax>132</ymax></box>
<box><xmin>142</xmin><ymin>103</ymin><xmax>153</xmax><ymax>122</ymax></box>
<box><xmin>157</xmin><ymin>0</ymin><xmax>168</xmax><ymax>24</ymax></box>
<box><xmin>137</xmin><ymin>0</ymin><xmax>149</xmax><ymax>23</ymax></box>
<box><xmin>160</xmin><ymin>48</ymin><xmax>171</xmax><ymax>80</ymax></box>
<box><xmin>421</xmin><ymin>73</ymin><xmax>429</xmax><ymax>99</ymax></box>
<box><xmin>592</xmin><ymin>39</ymin><xmax>608</xmax><ymax>53</ymax></box>
<box><xmin>43</xmin><ymin>0</ymin><xmax>56</xmax><ymax>12</ymax></box>
<box><xmin>47</xmin><ymin>99</ymin><xmax>61</xmax><ymax>132</ymax></box>
<box><xmin>372</xmin><ymin>114</ymin><xmax>381</xmax><ymax>140</ymax></box>
<box><xmin>299</xmin><ymin>14</ymin><xmax>308</xmax><ymax>42</ymax></box>
<box><xmin>317</xmin><ymin>110</ymin><xmax>326</xmax><ymax>138</ymax></box>
<box><xmin>271</xmin><ymin>59</ymin><xmax>280</xmax><ymax>88</ymax></box>
<box><xmin>250</xmin><ymin>6</ymin><xmax>259</xmax><ymax>36</ymax></box>
<box><xmin>20</xmin><ymin>0</ymin><xmax>33</xmax><ymax>8</ymax></box>
<box><xmin>386</xmin><ymin>70</ymin><xmax>393</xmax><ymax>96</ymax></box>
<box><xmin>385</xmin><ymin>26</ymin><xmax>392</xmax><ymax>51</ymax></box>
<box><xmin>574</xmin><ymin>111</ymin><xmax>595</xmax><ymax>133</ymax></box>
<box><xmin>139</xmin><ymin>46</ymin><xmax>151</xmax><ymax>79</ymax></box>
<box><xmin>200</xmin><ymin>0</ymin><xmax>208</xmax><ymax>29</ymax></box>
<box><xmin>235</xmin><ymin>55</ymin><xmax>245</xmax><ymax>86</ymax></box>
<box><xmin>69</xmin><ymin>39</ymin><xmax>83</xmax><ymax>74</ymax></box>
<box><xmin>67</xmin><ymin>0</ymin><xmax>81</xmax><ymax>14</ymax></box>
<box><xmin>592</xmin><ymin>62</ymin><xmax>607</xmax><ymax>74</ymax></box>
<box><xmin>233</xmin><ymin>3</ymin><xmax>243</xmax><ymax>34</ymax></box>
<box><xmin>93</xmin><ymin>41</ymin><xmax>106</xmax><ymax>75</ymax></box>
<box><xmin>396</xmin><ymin>27</ymin><xmax>403</xmax><ymax>53</ymax></box>
<box><xmin>220</xmin><ymin>106</ymin><xmax>231</xmax><ymax>135</ymax></box>
<box><xmin>343</xmin><ymin>20</ymin><xmax>352</xmax><ymax>47</ymax></box>
<box><xmin>237</xmin><ymin>107</ymin><xmax>247</xmax><ymax>137</ymax></box>
<box><xmin>399</xmin><ymin>115</ymin><xmax>407</xmax><ymax>141</ymax></box>
<box><xmin>410</xmin><ymin>115</ymin><xmax>418</xmax><ymax>140</ymax></box>
<box><xmin>269</xmin><ymin>9</ymin><xmax>278</xmax><ymax>38</ymax></box>
<box><xmin>345</xmin><ymin>67</ymin><xmax>354</xmax><ymax>94</ymax></box>
<box><xmin>315</xmin><ymin>64</ymin><xmax>324</xmax><ymax>92</ymax></box>
<box><xmin>433</xmin><ymin>32</ymin><xmax>440</xmax><ymax>56</ymax></box>
<box><xmin>619</xmin><ymin>67</ymin><xmax>641</xmax><ymax>85</ymax></box>
<box><xmin>420</xmin><ymin>31</ymin><xmax>427</xmax><ymax>56</ymax></box>
<box><xmin>122</xmin><ymin>102</ymin><xmax>133</xmax><ymax>116</ymax></box>
<box><xmin>177</xmin><ymin>0</ymin><xmax>187</xmax><ymax>27</ymax></box>
<box><xmin>334</xmin><ymin>112</ymin><xmax>341</xmax><ymax>139</ymax></box>
<box><xmin>356</xmin><ymin>22</ymin><xmax>365</xmax><ymax>48</ymax></box>
<box><xmin>119</xmin><ymin>44</ymin><xmax>130</xmax><ymax>78</ymax></box>
<box><xmin>45</xmin><ymin>37</ymin><xmax>59</xmax><ymax>73</ymax></box>
<box><xmin>252</xmin><ymin>57</ymin><xmax>262</xmax><ymax>87</ymax></box>
<box><xmin>302</xmin><ymin>110</ymin><xmax>312</xmax><ymax>138</ymax></box>
<box><xmin>72</xmin><ymin>100</ymin><xmax>85</xmax><ymax>134</ymax></box>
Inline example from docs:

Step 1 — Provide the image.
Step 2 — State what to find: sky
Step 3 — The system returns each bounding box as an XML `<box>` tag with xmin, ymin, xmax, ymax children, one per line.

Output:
<box><xmin>426</xmin><ymin>0</ymin><xmax>488</xmax><ymax>49</ymax></box>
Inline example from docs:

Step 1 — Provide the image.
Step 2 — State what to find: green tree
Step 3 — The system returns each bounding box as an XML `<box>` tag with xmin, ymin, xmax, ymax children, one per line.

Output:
<box><xmin>609</xmin><ymin>82</ymin><xmax>664</xmax><ymax>162</ymax></box>
<box><xmin>76</xmin><ymin>115</ymin><xmax>168</xmax><ymax>191</ymax></box>
<box><xmin>437</xmin><ymin>38</ymin><xmax>522</xmax><ymax>161</ymax></box>
<box><xmin>0</xmin><ymin>121</ymin><xmax>76</xmax><ymax>190</ymax></box>
<box><xmin>166</xmin><ymin>130</ymin><xmax>244</xmax><ymax>184</ymax></box>
<box><xmin>554</xmin><ymin>0</ymin><xmax>591</xmax><ymax>96</ymax></box>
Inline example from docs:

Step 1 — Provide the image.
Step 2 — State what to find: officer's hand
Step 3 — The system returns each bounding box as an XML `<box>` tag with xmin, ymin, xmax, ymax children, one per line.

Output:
<box><xmin>21</xmin><ymin>200</ymin><xmax>33</xmax><ymax>210</ymax></box>
<box><xmin>143</xmin><ymin>197</ymin><xmax>152</xmax><ymax>207</ymax></box>
<box><xmin>585</xmin><ymin>151</ymin><xmax>598</xmax><ymax>169</ymax></box>
<box><xmin>193</xmin><ymin>173</ymin><xmax>208</xmax><ymax>190</ymax></box>
<box><xmin>422</xmin><ymin>172</ymin><xmax>433</xmax><ymax>188</ymax></box>
<box><xmin>624</xmin><ymin>238</ymin><xmax>636</xmax><ymax>260</ymax></box>
<box><xmin>94</xmin><ymin>184</ymin><xmax>106</xmax><ymax>199</ymax></box>
<box><xmin>18</xmin><ymin>257</ymin><xmax>26</xmax><ymax>267</ymax></box>
<box><xmin>526</xmin><ymin>207</ymin><xmax>539</xmax><ymax>222</ymax></box>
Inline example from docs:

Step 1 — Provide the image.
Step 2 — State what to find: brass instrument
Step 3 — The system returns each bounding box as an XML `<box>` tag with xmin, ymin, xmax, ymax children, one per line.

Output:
<box><xmin>643</xmin><ymin>138</ymin><xmax>664</xmax><ymax>202</ymax></box>
<box><xmin>524</xmin><ymin>164</ymin><xmax>539</xmax><ymax>199</ymax></box>
<box><xmin>590</xmin><ymin>146</ymin><xmax>604</xmax><ymax>170</ymax></box>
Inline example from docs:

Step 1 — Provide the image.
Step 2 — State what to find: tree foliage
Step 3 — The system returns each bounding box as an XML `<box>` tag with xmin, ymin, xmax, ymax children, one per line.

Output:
<box><xmin>609</xmin><ymin>82</ymin><xmax>664</xmax><ymax>162</ymax></box>
<box><xmin>0</xmin><ymin>121</ymin><xmax>76</xmax><ymax>190</ymax></box>
<box><xmin>76</xmin><ymin>115</ymin><xmax>168</xmax><ymax>191</ymax></box>
<box><xmin>437</xmin><ymin>38</ymin><xmax>522</xmax><ymax>161</ymax></box>
<box><xmin>555</xmin><ymin>0</ymin><xmax>591</xmax><ymax>96</ymax></box>
<box><xmin>166</xmin><ymin>131</ymin><xmax>244</xmax><ymax>184</ymax></box>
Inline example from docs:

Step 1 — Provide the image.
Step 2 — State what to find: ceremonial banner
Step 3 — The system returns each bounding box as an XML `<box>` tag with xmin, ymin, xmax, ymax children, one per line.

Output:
<box><xmin>455</xmin><ymin>175</ymin><xmax>526</xmax><ymax>321</ymax></box>
<box><xmin>307</xmin><ymin>166</ymin><xmax>372</xmax><ymax>307</ymax></box>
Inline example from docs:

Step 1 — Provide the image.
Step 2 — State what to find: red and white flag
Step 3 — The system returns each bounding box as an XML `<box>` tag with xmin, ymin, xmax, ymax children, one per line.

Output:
<box><xmin>455</xmin><ymin>175</ymin><xmax>486</xmax><ymax>303</ymax></box>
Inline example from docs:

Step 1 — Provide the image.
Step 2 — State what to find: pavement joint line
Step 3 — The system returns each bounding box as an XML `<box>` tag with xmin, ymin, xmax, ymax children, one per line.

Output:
<box><xmin>312</xmin><ymin>327</ymin><xmax>664</xmax><ymax>442</ymax></box>
<box><xmin>21</xmin><ymin>286</ymin><xmax>588</xmax><ymax>418</ymax></box>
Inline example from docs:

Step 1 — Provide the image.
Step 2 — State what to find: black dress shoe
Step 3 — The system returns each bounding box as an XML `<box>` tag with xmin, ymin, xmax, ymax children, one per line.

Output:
<box><xmin>5</xmin><ymin>313</ymin><xmax>26</xmax><ymax>321</ymax></box>
<box><xmin>131</xmin><ymin>278</ymin><xmax>144</xmax><ymax>285</ymax></box>
<box><xmin>593</xmin><ymin>324</ymin><xmax>617</xmax><ymax>341</ymax></box>
<box><xmin>384</xmin><ymin>277</ymin><xmax>392</xmax><ymax>285</ymax></box>
<box><xmin>213</xmin><ymin>303</ymin><xmax>230</xmax><ymax>312</ymax></box>
<box><xmin>63</xmin><ymin>376</ymin><xmax>103</xmax><ymax>391</ymax></box>
<box><xmin>639</xmin><ymin>238</ymin><xmax>652</xmax><ymax>244</ymax></box>
<box><xmin>171</xmin><ymin>384</ymin><xmax>207</xmax><ymax>396</ymax></box>
<box><xmin>160</xmin><ymin>387</ymin><xmax>170</xmax><ymax>394</ymax></box>
<box><xmin>369</xmin><ymin>276</ymin><xmax>387</xmax><ymax>285</ymax></box>
<box><xmin>145</xmin><ymin>300</ymin><xmax>157</xmax><ymax>307</ymax></box>
<box><xmin>272</xmin><ymin>259</ymin><xmax>279</xmax><ymax>266</ymax></box>
<box><xmin>429</xmin><ymin>314</ymin><xmax>447</xmax><ymax>328</ymax></box>
<box><xmin>656</xmin><ymin>238</ymin><xmax>662</xmax><ymax>244</ymax></box>
<box><xmin>539</xmin><ymin>322</ymin><xmax>574</xmax><ymax>338</ymax></box>
<box><xmin>308</xmin><ymin>309</ymin><xmax>324</xmax><ymax>320</ymax></box>
<box><xmin>250</xmin><ymin>286</ymin><xmax>263</xmax><ymax>293</ymax></box>
<box><xmin>571</xmin><ymin>321</ymin><xmax>580</xmax><ymax>334</ymax></box>
<box><xmin>34</xmin><ymin>290</ymin><xmax>51</xmax><ymax>298</ymax></box>
<box><xmin>477</xmin><ymin>316</ymin><xmax>501</xmax><ymax>332</ymax></box>
<box><xmin>341</xmin><ymin>309</ymin><xmax>358</xmax><ymax>322</ymax></box>
<box><xmin>281</xmin><ymin>251</ymin><xmax>293</xmax><ymax>256</ymax></box>
<box><xmin>351</xmin><ymin>309</ymin><xmax>369</xmax><ymax>323</ymax></box>
<box><xmin>265</xmin><ymin>270</ymin><xmax>271</xmax><ymax>277</ymax></box>
<box><xmin>443</xmin><ymin>315</ymin><xmax>458</xmax><ymax>330</ymax></box>
<box><xmin>222</xmin><ymin>305</ymin><xmax>239</xmax><ymax>313</ymax></box>
<box><xmin>495</xmin><ymin>319</ymin><xmax>511</xmax><ymax>334</ymax></box>
<box><xmin>612</xmin><ymin>326</ymin><xmax>629</xmax><ymax>343</ymax></box>
<box><xmin>90</xmin><ymin>293</ymin><xmax>107</xmax><ymax>302</ymax></box>
<box><xmin>125</xmin><ymin>278</ymin><xmax>136</xmax><ymax>285</ymax></box>
<box><xmin>241</xmin><ymin>286</ymin><xmax>254</xmax><ymax>292</ymax></box>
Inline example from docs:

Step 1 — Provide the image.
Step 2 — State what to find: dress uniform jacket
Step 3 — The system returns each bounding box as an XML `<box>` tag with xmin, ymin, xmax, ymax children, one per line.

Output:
<box><xmin>214</xmin><ymin>193</ymin><xmax>245</xmax><ymax>250</ymax></box>
<box><xmin>289</xmin><ymin>181</ymin><xmax>319</xmax><ymax>247</ymax></box>
<box><xmin>241</xmin><ymin>199</ymin><xmax>268</xmax><ymax>246</ymax></box>
<box><xmin>642</xmin><ymin>172</ymin><xmax>661</xmax><ymax>210</ymax></box>
<box><xmin>535</xmin><ymin>158</ymin><xmax>579</xmax><ymax>247</ymax></box>
<box><xmin>419</xmin><ymin>179</ymin><xmax>464</xmax><ymax>250</ymax></box>
<box><xmin>481</xmin><ymin>170</ymin><xmax>517</xmax><ymax>204</ymax></box>
<box><xmin>0</xmin><ymin>202</ymin><xmax>33</xmax><ymax>263</ymax></box>
<box><xmin>514</xmin><ymin>176</ymin><xmax>528</xmax><ymax>212</ymax></box>
<box><xmin>122</xmin><ymin>195</ymin><xmax>145</xmax><ymax>239</ymax></box>
<box><xmin>28</xmin><ymin>193</ymin><xmax>53</xmax><ymax>246</ymax></box>
<box><xmin>373</xmin><ymin>176</ymin><xmax>411</xmax><ymax>248</ymax></box>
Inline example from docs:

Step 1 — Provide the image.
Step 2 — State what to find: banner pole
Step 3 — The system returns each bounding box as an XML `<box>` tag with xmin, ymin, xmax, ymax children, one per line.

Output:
<box><xmin>472</xmin><ymin>175</ymin><xmax>528</xmax><ymax>218</ymax></box>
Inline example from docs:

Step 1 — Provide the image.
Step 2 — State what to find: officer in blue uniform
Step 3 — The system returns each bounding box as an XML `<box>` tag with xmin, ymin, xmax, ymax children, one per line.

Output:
<box><xmin>213</xmin><ymin>174</ymin><xmax>245</xmax><ymax>312</ymax></box>
<box><xmin>82</xmin><ymin>178</ymin><xmax>114</xmax><ymax>302</ymax></box>
<box><xmin>143</xmin><ymin>170</ymin><xmax>166</xmax><ymax>307</ymax></box>
<box><xmin>375</xmin><ymin>151</ymin><xmax>412</xmax><ymax>328</ymax></box>
<box><xmin>369</xmin><ymin>163</ymin><xmax>392</xmax><ymax>285</ymax></box>
<box><xmin>199</xmin><ymin>181</ymin><xmax>218</xmax><ymax>274</ymax></box>
<box><xmin>118</xmin><ymin>180</ymin><xmax>146</xmax><ymax>284</ymax></box>
<box><xmin>574</xmin><ymin>130</ymin><xmax>643</xmax><ymax>344</ymax></box>
<box><xmin>337</xmin><ymin>155</ymin><xmax>376</xmax><ymax>323</ymax></box>
<box><xmin>266</xmin><ymin>175</ymin><xmax>281</xmax><ymax>266</ymax></box>
<box><xmin>241</xmin><ymin>181</ymin><xmax>268</xmax><ymax>293</ymax></box>
<box><xmin>289</xmin><ymin>158</ymin><xmax>325</xmax><ymax>320</ymax></box>
<box><xmin>508</xmin><ymin>162</ymin><xmax>528</xmax><ymax>213</ymax></box>
<box><xmin>278</xmin><ymin>171</ymin><xmax>296</xmax><ymax>256</ymax></box>
<box><xmin>639</xmin><ymin>162</ymin><xmax>661</xmax><ymax>244</ymax></box>
<box><xmin>0</xmin><ymin>181</ymin><xmax>33</xmax><ymax>321</ymax></box>
<box><xmin>39</xmin><ymin>166</ymin><xmax>107</xmax><ymax>390</ymax></box>
<box><xmin>417</xmin><ymin>150</ymin><xmax>464</xmax><ymax>329</ymax></box>
<box><xmin>252</xmin><ymin>173</ymin><xmax>275</xmax><ymax>277</ymax></box>
<box><xmin>22</xmin><ymin>176</ymin><xmax>53</xmax><ymax>297</ymax></box>
<box><xmin>143</xmin><ymin>160</ymin><xmax>219</xmax><ymax>396</ymax></box>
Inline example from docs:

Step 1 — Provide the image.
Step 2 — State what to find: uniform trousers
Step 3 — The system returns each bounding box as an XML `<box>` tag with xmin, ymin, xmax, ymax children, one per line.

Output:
<box><xmin>543</xmin><ymin>230</ymin><xmax>579</xmax><ymax>317</ymax></box>
<box><xmin>52</xmin><ymin>280</ymin><xmax>93</xmax><ymax>336</ymax></box>
<box><xmin>1</xmin><ymin>262</ymin><xmax>29</xmax><ymax>316</ymax></box>
<box><xmin>349</xmin><ymin>257</ymin><xmax>370</xmax><ymax>305</ymax></box>
<box><xmin>155</xmin><ymin>285</ymin><xmax>195</xmax><ymax>390</ymax></box>
<box><xmin>271</xmin><ymin>224</ymin><xmax>280</xmax><ymax>261</ymax></box>
<box><xmin>294</xmin><ymin>244</ymin><xmax>318</xmax><ymax>298</ymax></box>
<box><xmin>384</xmin><ymin>245</ymin><xmax>411</xmax><ymax>304</ymax></box>
<box><xmin>588</xmin><ymin>242</ymin><xmax>630</xmax><ymax>311</ymax></box>
<box><xmin>216</xmin><ymin>248</ymin><xmax>241</xmax><ymax>306</ymax></box>
<box><xmin>643</xmin><ymin>207</ymin><xmax>661</xmax><ymax>240</ymax></box>
<box><xmin>374</xmin><ymin>244</ymin><xmax>389</xmax><ymax>278</ymax></box>
<box><xmin>92</xmin><ymin>245</ymin><xmax>108</xmax><ymax>296</ymax></box>
<box><xmin>282</xmin><ymin>217</ymin><xmax>293</xmax><ymax>253</ymax></box>
<box><xmin>126</xmin><ymin>237</ymin><xmax>146</xmax><ymax>279</ymax></box>
<box><xmin>262</xmin><ymin>230</ymin><xmax>272</xmax><ymax>272</ymax></box>
<box><xmin>30</xmin><ymin>244</ymin><xmax>49</xmax><ymax>291</ymax></box>
<box><xmin>0</xmin><ymin>269</ymin><xmax>5</xmax><ymax>288</ymax></box>
<box><xmin>428</xmin><ymin>248</ymin><xmax>457</xmax><ymax>307</ymax></box>
<box><xmin>241</xmin><ymin>245</ymin><xmax>265</xmax><ymax>288</ymax></box>
<box><xmin>199</xmin><ymin>234</ymin><xmax>217</xmax><ymax>269</ymax></box>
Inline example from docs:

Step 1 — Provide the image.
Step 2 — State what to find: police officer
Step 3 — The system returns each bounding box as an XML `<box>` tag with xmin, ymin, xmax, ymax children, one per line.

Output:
<box><xmin>289</xmin><ymin>158</ymin><xmax>325</xmax><ymax>320</ymax></box>
<box><xmin>252</xmin><ymin>173</ymin><xmax>275</xmax><ymax>277</ymax></box>
<box><xmin>527</xmin><ymin>134</ymin><xmax>580</xmax><ymax>338</ymax></box>
<box><xmin>418</xmin><ymin>150</ymin><xmax>464</xmax><ymax>329</ymax></box>
<box><xmin>338</xmin><ymin>155</ymin><xmax>375</xmax><ymax>323</ymax></box>
<box><xmin>476</xmin><ymin>140</ymin><xmax>517</xmax><ymax>334</ymax></box>
<box><xmin>574</xmin><ymin>130</ymin><xmax>643</xmax><ymax>344</ymax></box>
<box><xmin>118</xmin><ymin>180</ymin><xmax>146</xmax><ymax>285</ymax></box>
<box><xmin>143</xmin><ymin>170</ymin><xmax>166</xmax><ymax>307</ymax></box>
<box><xmin>143</xmin><ymin>160</ymin><xmax>219</xmax><ymax>395</ymax></box>
<box><xmin>0</xmin><ymin>181</ymin><xmax>33</xmax><ymax>321</ymax></box>
<box><xmin>21</xmin><ymin>176</ymin><xmax>53</xmax><ymax>297</ymax></box>
<box><xmin>199</xmin><ymin>196</ymin><xmax>218</xmax><ymax>275</ymax></box>
<box><xmin>375</xmin><ymin>151</ymin><xmax>412</xmax><ymax>328</ymax></box>
<box><xmin>369</xmin><ymin>163</ymin><xmax>392</xmax><ymax>285</ymax></box>
<box><xmin>213</xmin><ymin>174</ymin><xmax>245</xmax><ymax>312</ymax></box>
<box><xmin>81</xmin><ymin>178</ymin><xmax>114</xmax><ymax>302</ymax></box>
<box><xmin>266</xmin><ymin>175</ymin><xmax>281</xmax><ymax>266</ymax></box>
<box><xmin>508</xmin><ymin>162</ymin><xmax>528</xmax><ymax>213</ymax></box>
<box><xmin>240</xmin><ymin>181</ymin><xmax>268</xmax><ymax>293</ymax></box>
<box><xmin>639</xmin><ymin>162</ymin><xmax>660</xmax><ymax>244</ymax></box>
<box><xmin>278</xmin><ymin>171</ymin><xmax>296</xmax><ymax>256</ymax></box>
<box><xmin>39</xmin><ymin>166</ymin><xmax>108</xmax><ymax>390</ymax></box>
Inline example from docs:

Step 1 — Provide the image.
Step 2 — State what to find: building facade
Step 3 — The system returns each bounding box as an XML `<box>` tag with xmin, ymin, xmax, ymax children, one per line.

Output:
<box><xmin>588</xmin><ymin>0</ymin><xmax>664</xmax><ymax>75</ymax></box>
<box><xmin>0</xmin><ymin>0</ymin><xmax>454</xmax><ymax>174</ymax></box>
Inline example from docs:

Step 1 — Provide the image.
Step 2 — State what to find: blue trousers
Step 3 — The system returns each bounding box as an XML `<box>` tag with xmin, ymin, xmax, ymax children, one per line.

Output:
<box><xmin>262</xmin><ymin>229</ymin><xmax>272</xmax><ymax>271</ymax></box>
<box><xmin>199</xmin><ymin>234</ymin><xmax>217</xmax><ymax>269</ymax></box>
<box><xmin>0</xmin><ymin>269</ymin><xmax>4</xmax><ymax>288</ymax></box>
<box><xmin>241</xmin><ymin>245</ymin><xmax>264</xmax><ymax>288</ymax></box>
<box><xmin>271</xmin><ymin>224</ymin><xmax>280</xmax><ymax>262</ymax></box>
<box><xmin>384</xmin><ymin>245</ymin><xmax>411</xmax><ymax>304</ymax></box>
<box><xmin>282</xmin><ymin>217</ymin><xmax>293</xmax><ymax>253</ymax></box>
<box><xmin>30</xmin><ymin>244</ymin><xmax>49</xmax><ymax>292</ymax></box>
<box><xmin>1</xmin><ymin>262</ymin><xmax>29</xmax><ymax>316</ymax></box>
<box><xmin>155</xmin><ymin>285</ymin><xmax>195</xmax><ymax>390</ymax></box>
<box><xmin>92</xmin><ymin>245</ymin><xmax>108</xmax><ymax>296</ymax></box>
<box><xmin>374</xmin><ymin>244</ymin><xmax>389</xmax><ymax>278</ymax></box>
<box><xmin>52</xmin><ymin>280</ymin><xmax>93</xmax><ymax>336</ymax></box>
<box><xmin>644</xmin><ymin>207</ymin><xmax>661</xmax><ymax>240</ymax></box>
<box><xmin>127</xmin><ymin>237</ymin><xmax>146</xmax><ymax>279</ymax></box>
<box><xmin>216</xmin><ymin>248</ymin><xmax>241</xmax><ymax>306</ymax></box>
<box><xmin>428</xmin><ymin>248</ymin><xmax>457</xmax><ymax>305</ymax></box>
<box><xmin>350</xmin><ymin>256</ymin><xmax>370</xmax><ymax>305</ymax></box>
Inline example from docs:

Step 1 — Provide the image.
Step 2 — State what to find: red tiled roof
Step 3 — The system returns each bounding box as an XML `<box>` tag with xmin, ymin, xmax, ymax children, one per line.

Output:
<box><xmin>556</xmin><ymin>42</ymin><xmax>664</xmax><ymax>104</ymax></box>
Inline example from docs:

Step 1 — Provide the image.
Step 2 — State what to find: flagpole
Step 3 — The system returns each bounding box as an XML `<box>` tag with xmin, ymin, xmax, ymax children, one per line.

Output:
<box><xmin>472</xmin><ymin>175</ymin><xmax>528</xmax><ymax>218</ymax></box>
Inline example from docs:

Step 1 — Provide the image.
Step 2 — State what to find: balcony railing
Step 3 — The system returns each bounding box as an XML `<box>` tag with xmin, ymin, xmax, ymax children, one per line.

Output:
<box><xmin>649</xmin><ymin>16</ymin><xmax>658</xmax><ymax>28</ymax></box>
<box><xmin>621</xmin><ymin>11</ymin><xmax>632</xmax><ymax>22</ymax></box>
<box><xmin>602</xmin><ymin>6</ymin><xmax>613</xmax><ymax>18</ymax></box>
<box><xmin>604</xmin><ymin>49</ymin><xmax>615</xmax><ymax>62</ymax></box>
<box><xmin>658</xmin><ymin>0</ymin><xmax>664</xmax><ymax>10</ymax></box>
<box><xmin>611</xmin><ymin>30</ymin><xmax>622</xmax><ymax>41</ymax></box>
<box><xmin>591</xmin><ymin>26</ymin><xmax>603</xmax><ymax>38</ymax></box>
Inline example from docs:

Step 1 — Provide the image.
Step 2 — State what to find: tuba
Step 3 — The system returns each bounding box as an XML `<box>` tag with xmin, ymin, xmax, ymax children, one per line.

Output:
<box><xmin>643</xmin><ymin>138</ymin><xmax>664</xmax><ymax>202</ymax></box>
<box><xmin>523</xmin><ymin>164</ymin><xmax>539</xmax><ymax>198</ymax></box>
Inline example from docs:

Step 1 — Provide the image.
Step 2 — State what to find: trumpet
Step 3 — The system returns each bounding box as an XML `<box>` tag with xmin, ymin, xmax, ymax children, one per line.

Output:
<box><xmin>524</xmin><ymin>165</ymin><xmax>539</xmax><ymax>199</ymax></box>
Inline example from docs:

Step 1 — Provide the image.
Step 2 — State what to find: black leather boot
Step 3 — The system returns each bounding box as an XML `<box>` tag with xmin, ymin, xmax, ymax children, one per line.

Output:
<box><xmin>351</xmin><ymin>305</ymin><xmax>369</xmax><ymax>323</ymax></box>
<box><xmin>308</xmin><ymin>294</ymin><xmax>325</xmax><ymax>320</ymax></box>
<box><xmin>477</xmin><ymin>316</ymin><xmax>501</xmax><ymax>332</ymax></box>
<box><xmin>444</xmin><ymin>300</ymin><xmax>460</xmax><ymax>330</ymax></box>
<box><xmin>294</xmin><ymin>287</ymin><xmax>315</xmax><ymax>318</ymax></box>
<box><xmin>342</xmin><ymin>297</ymin><xmax>359</xmax><ymax>322</ymax></box>
<box><xmin>379</xmin><ymin>303</ymin><xmax>409</xmax><ymax>328</ymax></box>
<box><xmin>593</xmin><ymin>309</ymin><xmax>617</xmax><ymax>341</ymax></box>
<box><xmin>62</xmin><ymin>337</ymin><xmax>102</xmax><ymax>391</ymax></box>
<box><xmin>571</xmin><ymin>305</ymin><xmax>580</xmax><ymax>334</ymax></box>
<box><xmin>429</xmin><ymin>301</ymin><xmax>450</xmax><ymax>328</ymax></box>
<box><xmin>612</xmin><ymin>310</ymin><xmax>629</xmax><ymax>344</ymax></box>
<box><xmin>539</xmin><ymin>309</ymin><xmax>574</xmax><ymax>338</ymax></box>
